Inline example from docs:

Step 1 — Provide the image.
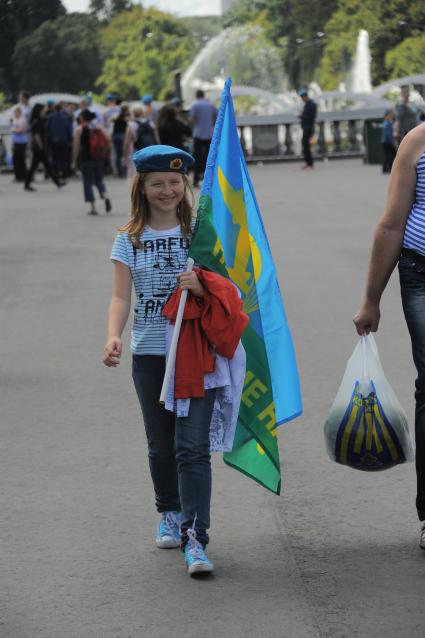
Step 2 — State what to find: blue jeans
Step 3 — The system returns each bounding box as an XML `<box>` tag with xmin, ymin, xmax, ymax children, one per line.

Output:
<box><xmin>399</xmin><ymin>254</ymin><xmax>425</xmax><ymax>520</ymax></box>
<box><xmin>80</xmin><ymin>160</ymin><xmax>106</xmax><ymax>203</ymax></box>
<box><xmin>132</xmin><ymin>355</ymin><xmax>215</xmax><ymax>547</ymax></box>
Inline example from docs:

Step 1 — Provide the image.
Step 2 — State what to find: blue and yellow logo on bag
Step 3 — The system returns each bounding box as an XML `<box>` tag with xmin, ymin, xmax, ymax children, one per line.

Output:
<box><xmin>335</xmin><ymin>382</ymin><xmax>406</xmax><ymax>471</ymax></box>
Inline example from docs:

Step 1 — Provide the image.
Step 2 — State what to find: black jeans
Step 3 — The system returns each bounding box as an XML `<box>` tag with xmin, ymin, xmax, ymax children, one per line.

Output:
<box><xmin>302</xmin><ymin>129</ymin><xmax>314</xmax><ymax>166</ymax></box>
<box><xmin>399</xmin><ymin>254</ymin><xmax>425</xmax><ymax>520</ymax></box>
<box><xmin>193</xmin><ymin>138</ymin><xmax>211</xmax><ymax>185</ymax></box>
<box><xmin>13</xmin><ymin>143</ymin><xmax>27</xmax><ymax>181</ymax></box>
<box><xmin>382</xmin><ymin>142</ymin><xmax>396</xmax><ymax>174</ymax></box>
<box><xmin>51</xmin><ymin>141</ymin><xmax>70</xmax><ymax>179</ymax></box>
<box><xmin>25</xmin><ymin>147</ymin><xmax>61</xmax><ymax>187</ymax></box>
<box><xmin>132</xmin><ymin>355</ymin><xmax>216</xmax><ymax>547</ymax></box>
<box><xmin>112</xmin><ymin>133</ymin><xmax>126</xmax><ymax>178</ymax></box>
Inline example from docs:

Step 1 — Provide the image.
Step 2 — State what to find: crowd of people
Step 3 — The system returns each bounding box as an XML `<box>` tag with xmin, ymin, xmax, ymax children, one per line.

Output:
<box><xmin>8</xmin><ymin>89</ymin><xmax>217</xmax><ymax>214</ymax></box>
<box><xmin>8</xmin><ymin>85</ymin><xmax>425</xmax><ymax>208</ymax></box>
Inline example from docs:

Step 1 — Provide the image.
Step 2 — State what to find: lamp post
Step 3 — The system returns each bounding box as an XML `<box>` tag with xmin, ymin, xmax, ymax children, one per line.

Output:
<box><xmin>293</xmin><ymin>32</ymin><xmax>325</xmax><ymax>87</ymax></box>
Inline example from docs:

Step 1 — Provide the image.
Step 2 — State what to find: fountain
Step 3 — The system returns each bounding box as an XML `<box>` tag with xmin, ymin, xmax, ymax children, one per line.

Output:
<box><xmin>350</xmin><ymin>29</ymin><xmax>372</xmax><ymax>93</ymax></box>
<box><xmin>181</xmin><ymin>25</ymin><xmax>287</xmax><ymax>105</ymax></box>
<box><xmin>182</xmin><ymin>27</ymin><xmax>381</xmax><ymax>116</ymax></box>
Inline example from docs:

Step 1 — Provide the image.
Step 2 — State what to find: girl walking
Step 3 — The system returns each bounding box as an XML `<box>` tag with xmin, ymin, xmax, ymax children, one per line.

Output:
<box><xmin>103</xmin><ymin>145</ymin><xmax>216</xmax><ymax>575</ymax></box>
<box><xmin>72</xmin><ymin>109</ymin><xmax>112</xmax><ymax>215</ymax></box>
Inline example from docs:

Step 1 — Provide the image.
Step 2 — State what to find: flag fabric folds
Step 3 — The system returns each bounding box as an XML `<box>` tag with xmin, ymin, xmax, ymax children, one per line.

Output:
<box><xmin>188</xmin><ymin>78</ymin><xmax>302</xmax><ymax>494</ymax></box>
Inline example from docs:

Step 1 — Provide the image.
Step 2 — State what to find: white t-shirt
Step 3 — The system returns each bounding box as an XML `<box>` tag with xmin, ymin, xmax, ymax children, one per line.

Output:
<box><xmin>111</xmin><ymin>225</ymin><xmax>190</xmax><ymax>355</ymax></box>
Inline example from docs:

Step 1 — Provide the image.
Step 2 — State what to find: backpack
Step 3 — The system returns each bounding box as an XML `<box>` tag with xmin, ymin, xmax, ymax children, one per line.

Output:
<box><xmin>134</xmin><ymin>120</ymin><xmax>157</xmax><ymax>150</ymax></box>
<box><xmin>89</xmin><ymin>128</ymin><xmax>111</xmax><ymax>161</ymax></box>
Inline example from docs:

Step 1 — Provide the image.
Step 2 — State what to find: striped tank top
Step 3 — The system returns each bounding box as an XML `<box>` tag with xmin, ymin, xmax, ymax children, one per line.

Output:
<box><xmin>402</xmin><ymin>150</ymin><xmax>425</xmax><ymax>255</ymax></box>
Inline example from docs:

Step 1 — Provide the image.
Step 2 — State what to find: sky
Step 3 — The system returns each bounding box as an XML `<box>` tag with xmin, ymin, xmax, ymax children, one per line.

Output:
<box><xmin>62</xmin><ymin>0</ymin><xmax>221</xmax><ymax>17</ymax></box>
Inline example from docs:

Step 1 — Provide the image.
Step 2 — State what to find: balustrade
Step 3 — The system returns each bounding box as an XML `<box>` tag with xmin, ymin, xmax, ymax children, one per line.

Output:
<box><xmin>235</xmin><ymin>111</ymin><xmax>377</xmax><ymax>162</ymax></box>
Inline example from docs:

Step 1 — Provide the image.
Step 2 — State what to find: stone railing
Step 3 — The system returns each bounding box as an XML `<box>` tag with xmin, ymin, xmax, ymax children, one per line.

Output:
<box><xmin>236</xmin><ymin>108</ymin><xmax>386</xmax><ymax>162</ymax></box>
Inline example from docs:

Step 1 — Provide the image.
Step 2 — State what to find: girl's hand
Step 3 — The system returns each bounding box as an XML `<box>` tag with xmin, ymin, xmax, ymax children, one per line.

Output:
<box><xmin>103</xmin><ymin>337</ymin><xmax>122</xmax><ymax>367</ymax></box>
<box><xmin>178</xmin><ymin>271</ymin><xmax>204</xmax><ymax>298</ymax></box>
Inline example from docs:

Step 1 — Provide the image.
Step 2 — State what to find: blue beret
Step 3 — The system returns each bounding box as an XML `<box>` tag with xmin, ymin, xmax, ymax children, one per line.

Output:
<box><xmin>132</xmin><ymin>145</ymin><xmax>195</xmax><ymax>174</ymax></box>
<box><xmin>142</xmin><ymin>94</ymin><xmax>153</xmax><ymax>104</ymax></box>
<box><xmin>298</xmin><ymin>88</ymin><xmax>308</xmax><ymax>97</ymax></box>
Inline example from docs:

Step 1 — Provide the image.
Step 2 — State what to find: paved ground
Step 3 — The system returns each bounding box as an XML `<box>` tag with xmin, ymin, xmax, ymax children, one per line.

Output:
<box><xmin>1</xmin><ymin>161</ymin><xmax>424</xmax><ymax>638</ymax></box>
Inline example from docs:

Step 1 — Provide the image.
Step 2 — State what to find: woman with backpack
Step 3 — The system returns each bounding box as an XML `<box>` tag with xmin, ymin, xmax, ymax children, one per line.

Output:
<box><xmin>123</xmin><ymin>106</ymin><xmax>159</xmax><ymax>179</ymax></box>
<box><xmin>157</xmin><ymin>104</ymin><xmax>192</xmax><ymax>152</ymax></box>
<box><xmin>72</xmin><ymin>109</ymin><xmax>112</xmax><ymax>216</ymax></box>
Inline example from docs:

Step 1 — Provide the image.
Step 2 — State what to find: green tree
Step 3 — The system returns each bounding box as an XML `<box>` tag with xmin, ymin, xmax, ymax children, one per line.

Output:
<box><xmin>386</xmin><ymin>34</ymin><xmax>425</xmax><ymax>78</ymax></box>
<box><xmin>184</xmin><ymin>15</ymin><xmax>223</xmax><ymax>50</ymax></box>
<box><xmin>319</xmin><ymin>0</ymin><xmax>425</xmax><ymax>89</ymax></box>
<box><xmin>96</xmin><ymin>6</ymin><xmax>198</xmax><ymax>100</ymax></box>
<box><xmin>0</xmin><ymin>0</ymin><xmax>65</xmax><ymax>93</ymax></box>
<box><xmin>224</xmin><ymin>0</ymin><xmax>337</xmax><ymax>87</ymax></box>
<box><xmin>11</xmin><ymin>13</ymin><xmax>103</xmax><ymax>94</ymax></box>
<box><xmin>0</xmin><ymin>92</ymin><xmax>10</xmax><ymax>110</ymax></box>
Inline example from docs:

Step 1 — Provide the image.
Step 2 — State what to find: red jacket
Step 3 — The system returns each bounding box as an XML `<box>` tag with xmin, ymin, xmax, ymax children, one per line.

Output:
<box><xmin>162</xmin><ymin>269</ymin><xmax>249</xmax><ymax>398</ymax></box>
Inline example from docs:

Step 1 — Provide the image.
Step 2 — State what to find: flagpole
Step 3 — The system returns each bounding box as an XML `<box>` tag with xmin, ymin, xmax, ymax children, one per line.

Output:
<box><xmin>159</xmin><ymin>257</ymin><xmax>194</xmax><ymax>405</ymax></box>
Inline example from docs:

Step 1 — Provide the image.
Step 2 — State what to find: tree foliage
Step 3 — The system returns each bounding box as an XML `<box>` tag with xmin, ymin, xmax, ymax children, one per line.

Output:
<box><xmin>385</xmin><ymin>35</ymin><xmax>425</xmax><ymax>79</ymax></box>
<box><xmin>319</xmin><ymin>0</ymin><xmax>425</xmax><ymax>89</ymax></box>
<box><xmin>11</xmin><ymin>13</ymin><xmax>103</xmax><ymax>94</ymax></box>
<box><xmin>225</xmin><ymin>0</ymin><xmax>337</xmax><ymax>87</ymax></box>
<box><xmin>0</xmin><ymin>0</ymin><xmax>66</xmax><ymax>93</ymax></box>
<box><xmin>96</xmin><ymin>6</ymin><xmax>198</xmax><ymax>100</ymax></box>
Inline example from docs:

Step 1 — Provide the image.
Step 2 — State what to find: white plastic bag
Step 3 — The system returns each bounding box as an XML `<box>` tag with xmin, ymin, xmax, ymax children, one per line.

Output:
<box><xmin>324</xmin><ymin>334</ymin><xmax>414</xmax><ymax>471</ymax></box>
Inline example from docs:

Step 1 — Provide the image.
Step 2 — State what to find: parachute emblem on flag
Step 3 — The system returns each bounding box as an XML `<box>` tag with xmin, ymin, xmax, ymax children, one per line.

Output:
<box><xmin>217</xmin><ymin>167</ymin><xmax>261</xmax><ymax>315</ymax></box>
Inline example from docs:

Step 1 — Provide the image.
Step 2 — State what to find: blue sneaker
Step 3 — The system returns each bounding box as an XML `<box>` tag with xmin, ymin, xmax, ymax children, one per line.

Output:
<box><xmin>184</xmin><ymin>526</ymin><xmax>214</xmax><ymax>575</ymax></box>
<box><xmin>156</xmin><ymin>511</ymin><xmax>181</xmax><ymax>549</ymax></box>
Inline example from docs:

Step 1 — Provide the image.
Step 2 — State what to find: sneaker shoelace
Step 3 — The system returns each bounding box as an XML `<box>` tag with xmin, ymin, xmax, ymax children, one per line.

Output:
<box><xmin>161</xmin><ymin>511</ymin><xmax>179</xmax><ymax>537</ymax></box>
<box><xmin>187</xmin><ymin>518</ymin><xmax>205</xmax><ymax>560</ymax></box>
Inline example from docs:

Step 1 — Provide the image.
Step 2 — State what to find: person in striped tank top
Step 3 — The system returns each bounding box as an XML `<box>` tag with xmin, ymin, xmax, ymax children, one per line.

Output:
<box><xmin>102</xmin><ymin>145</ymin><xmax>215</xmax><ymax>575</ymax></box>
<box><xmin>354</xmin><ymin>121</ymin><xmax>425</xmax><ymax>550</ymax></box>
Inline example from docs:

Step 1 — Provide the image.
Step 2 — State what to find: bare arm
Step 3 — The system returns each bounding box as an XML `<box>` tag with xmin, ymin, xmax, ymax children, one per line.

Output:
<box><xmin>33</xmin><ymin>132</ymin><xmax>43</xmax><ymax>149</ymax></box>
<box><xmin>395</xmin><ymin>117</ymin><xmax>401</xmax><ymax>143</ymax></box>
<box><xmin>103</xmin><ymin>261</ymin><xmax>132</xmax><ymax>367</ymax></box>
<box><xmin>72</xmin><ymin>126</ymin><xmax>82</xmax><ymax>169</ymax></box>
<box><xmin>354</xmin><ymin>127</ymin><xmax>425</xmax><ymax>334</ymax></box>
<box><xmin>122</xmin><ymin>123</ymin><xmax>132</xmax><ymax>166</ymax></box>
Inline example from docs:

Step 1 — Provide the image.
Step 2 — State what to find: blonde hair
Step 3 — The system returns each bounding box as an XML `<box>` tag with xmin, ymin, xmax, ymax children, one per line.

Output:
<box><xmin>119</xmin><ymin>173</ymin><xmax>194</xmax><ymax>248</ymax></box>
<box><xmin>132</xmin><ymin>106</ymin><xmax>144</xmax><ymax>118</ymax></box>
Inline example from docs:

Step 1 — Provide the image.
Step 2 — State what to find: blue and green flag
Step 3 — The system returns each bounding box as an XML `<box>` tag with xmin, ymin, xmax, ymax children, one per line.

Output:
<box><xmin>189</xmin><ymin>78</ymin><xmax>302</xmax><ymax>494</ymax></box>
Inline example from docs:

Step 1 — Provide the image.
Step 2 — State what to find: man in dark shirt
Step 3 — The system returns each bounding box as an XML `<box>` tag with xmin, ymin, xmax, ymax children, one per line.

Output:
<box><xmin>46</xmin><ymin>103</ymin><xmax>72</xmax><ymax>179</ymax></box>
<box><xmin>189</xmin><ymin>90</ymin><xmax>217</xmax><ymax>187</ymax></box>
<box><xmin>298</xmin><ymin>88</ymin><xmax>317</xmax><ymax>169</ymax></box>
<box><xmin>395</xmin><ymin>86</ymin><xmax>418</xmax><ymax>143</ymax></box>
